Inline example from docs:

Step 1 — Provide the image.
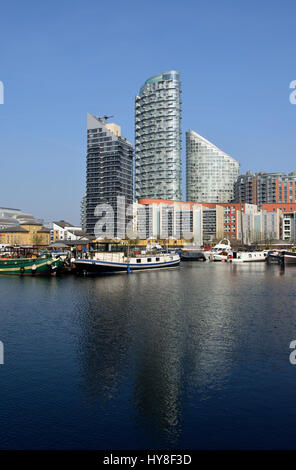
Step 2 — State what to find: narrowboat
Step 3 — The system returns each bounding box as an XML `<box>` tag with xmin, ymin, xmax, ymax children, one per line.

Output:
<box><xmin>74</xmin><ymin>252</ymin><xmax>180</xmax><ymax>274</ymax></box>
<box><xmin>230</xmin><ymin>251</ymin><xmax>268</xmax><ymax>263</ymax></box>
<box><xmin>266</xmin><ymin>251</ymin><xmax>296</xmax><ymax>265</ymax></box>
<box><xmin>265</xmin><ymin>250</ymin><xmax>283</xmax><ymax>264</ymax></box>
<box><xmin>181</xmin><ymin>250</ymin><xmax>206</xmax><ymax>261</ymax></box>
<box><xmin>0</xmin><ymin>254</ymin><xmax>65</xmax><ymax>276</ymax></box>
<box><xmin>282</xmin><ymin>252</ymin><xmax>296</xmax><ymax>265</ymax></box>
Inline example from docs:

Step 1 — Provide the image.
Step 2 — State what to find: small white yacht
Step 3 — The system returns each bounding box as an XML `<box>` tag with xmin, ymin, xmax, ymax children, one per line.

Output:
<box><xmin>208</xmin><ymin>239</ymin><xmax>232</xmax><ymax>262</ymax></box>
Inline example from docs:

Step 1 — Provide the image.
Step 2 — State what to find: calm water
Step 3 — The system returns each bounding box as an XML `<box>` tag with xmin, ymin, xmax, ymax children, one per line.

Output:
<box><xmin>0</xmin><ymin>262</ymin><xmax>296</xmax><ymax>449</ymax></box>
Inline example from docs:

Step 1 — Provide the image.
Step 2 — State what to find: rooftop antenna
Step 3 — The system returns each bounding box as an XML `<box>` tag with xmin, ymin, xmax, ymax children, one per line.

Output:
<box><xmin>99</xmin><ymin>115</ymin><xmax>114</xmax><ymax>122</ymax></box>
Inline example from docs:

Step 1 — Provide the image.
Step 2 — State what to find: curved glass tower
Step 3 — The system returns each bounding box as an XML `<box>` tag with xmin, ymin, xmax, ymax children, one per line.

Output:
<box><xmin>186</xmin><ymin>130</ymin><xmax>240</xmax><ymax>203</ymax></box>
<box><xmin>135</xmin><ymin>71</ymin><xmax>182</xmax><ymax>200</ymax></box>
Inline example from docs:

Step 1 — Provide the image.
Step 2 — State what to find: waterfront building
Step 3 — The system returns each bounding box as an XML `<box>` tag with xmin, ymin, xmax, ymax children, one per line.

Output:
<box><xmin>234</xmin><ymin>171</ymin><xmax>296</xmax><ymax>207</ymax></box>
<box><xmin>0</xmin><ymin>217</ymin><xmax>21</xmax><ymax>230</ymax></box>
<box><xmin>261</xmin><ymin>203</ymin><xmax>296</xmax><ymax>213</ymax></box>
<box><xmin>85</xmin><ymin>113</ymin><xmax>133</xmax><ymax>237</ymax></box>
<box><xmin>186</xmin><ymin>130</ymin><xmax>240</xmax><ymax>203</ymax></box>
<box><xmin>280</xmin><ymin>212</ymin><xmax>296</xmax><ymax>241</ymax></box>
<box><xmin>255</xmin><ymin>204</ymin><xmax>296</xmax><ymax>242</ymax></box>
<box><xmin>236</xmin><ymin>209</ymin><xmax>281</xmax><ymax>244</ymax></box>
<box><xmin>260</xmin><ymin>204</ymin><xmax>296</xmax><ymax>241</ymax></box>
<box><xmin>0</xmin><ymin>221</ymin><xmax>50</xmax><ymax>246</ymax></box>
<box><xmin>81</xmin><ymin>196</ymin><xmax>86</xmax><ymax>231</ymax></box>
<box><xmin>137</xmin><ymin>198</ymin><xmax>258</xmax><ymax>242</ymax></box>
<box><xmin>135</xmin><ymin>71</ymin><xmax>182</xmax><ymax>201</ymax></box>
<box><xmin>202</xmin><ymin>206</ymin><xmax>224</xmax><ymax>243</ymax></box>
<box><xmin>0</xmin><ymin>207</ymin><xmax>44</xmax><ymax>228</ymax></box>
<box><xmin>0</xmin><ymin>207</ymin><xmax>49</xmax><ymax>245</ymax></box>
<box><xmin>52</xmin><ymin>221</ymin><xmax>90</xmax><ymax>242</ymax></box>
<box><xmin>199</xmin><ymin>202</ymin><xmax>257</xmax><ymax>240</ymax></box>
<box><xmin>136</xmin><ymin>199</ymin><xmax>203</xmax><ymax>244</ymax></box>
<box><xmin>136</xmin><ymin>202</ymin><xmax>159</xmax><ymax>240</ymax></box>
<box><xmin>0</xmin><ymin>207</ymin><xmax>23</xmax><ymax>219</ymax></box>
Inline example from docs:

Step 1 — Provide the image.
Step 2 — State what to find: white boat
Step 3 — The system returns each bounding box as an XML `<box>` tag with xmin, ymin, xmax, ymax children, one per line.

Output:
<box><xmin>74</xmin><ymin>251</ymin><xmax>180</xmax><ymax>274</ymax></box>
<box><xmin>208</xmin><ymin>239</ymin><xmax>232</xmax><ymax>262</ymax></box>
<box><xmin>230</xmin><ymin>251</ymin><xmax>268</xmax><ymax>263</ymax></box>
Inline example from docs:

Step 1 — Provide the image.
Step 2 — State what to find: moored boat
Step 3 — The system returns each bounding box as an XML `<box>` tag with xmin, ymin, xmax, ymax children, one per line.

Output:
<box><xmin>181</xmin><ymin>250</ymin><xmax>206</xmax><ymax>261</ymax></box>
<box><xmin>230</xmin><ymin>251</ymin><xmax>268</xmax><ymax>263</ymax></box>
<box><xmin>0</xmin><ymin>254</ymin><xmax>65</xmax><ymax>276</ymax></box>
<box><xmin>265</xmin><ymin>250</ymin><xmax>283</xmax><ymax>264</ymax></box>
<box><xmin>208</xmin><ymin>239</ymin><xmax>232</xmax><ymax>262</ymax></box>
<box><xmin>281</xmin><ymin>252</ymin><xmax>296</xmax><ymax>265</ymax></box>
<box><xmin>74</xmin><ymin>252</ymin><xmax>180</xmax><ymax>274</ymax></box>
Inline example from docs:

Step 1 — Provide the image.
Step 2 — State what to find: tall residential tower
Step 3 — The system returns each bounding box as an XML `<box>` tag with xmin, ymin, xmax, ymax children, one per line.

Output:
<box><xmin>135</xmin><ymin>71</ymin><xmax>182</xmax><ymax>201</ymax></box>
<box><xmin>85</xmin><ymin>113</ymin><xmax>133</xmax><ymax>236</ymax></box>
<box><xmin>186</xmin><ymin>130</ymin><xmax>240</xmax><ymax>203</ymax></box>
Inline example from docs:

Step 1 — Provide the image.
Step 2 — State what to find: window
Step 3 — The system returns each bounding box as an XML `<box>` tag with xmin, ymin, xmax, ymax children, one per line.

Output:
<box><xmin>156</xmin><ymin>257</ymin><xmax>160</xmax><ymax>261</ymax></box>
<box><xmin>147</xmin><ymin>258</ymin><xmax>152</xmax><ymax>262</ymax></box>
<box><xmin>136</xmin><ymin>259</ymin><xmax>141</xmax><ymax>263</ymax></box>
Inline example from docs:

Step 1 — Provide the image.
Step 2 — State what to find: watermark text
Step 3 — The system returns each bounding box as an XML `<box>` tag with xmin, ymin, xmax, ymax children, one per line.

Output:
<box><xmin>0</xmin><ymin>81</ymin><xmax>3</xmax><ymax>104</ymax></box>
<box><xmin>289</xmin><ymin>80</ymin><xmax>296</xmax><ymax>104</ymax></box>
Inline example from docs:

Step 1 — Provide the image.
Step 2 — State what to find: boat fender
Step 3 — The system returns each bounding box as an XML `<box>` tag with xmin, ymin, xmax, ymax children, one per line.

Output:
<box><xmin>20</xmin><ymin>266</ymin><xmax>25</xmax><ymax>274</ymax></box>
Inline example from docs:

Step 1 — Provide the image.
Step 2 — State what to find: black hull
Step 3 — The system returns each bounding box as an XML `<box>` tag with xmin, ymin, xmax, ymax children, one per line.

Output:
<box><xmin>283</xmin><ymin>253</ymin><xmax>296</xmax><ymax>265</ymax></box>
<box><xmin>181</xmin><ymin>256</ymin><xmax>206</xmax><ymax>261</ymax></box>
<box><xmin>266</xmin><ymin>255</ymin><xmax>282</xmax><ymax>265</ymax></box>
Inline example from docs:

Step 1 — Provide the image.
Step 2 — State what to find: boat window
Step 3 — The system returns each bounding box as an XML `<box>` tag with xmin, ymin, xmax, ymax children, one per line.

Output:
<box><xmin>156</xmin><ymin>257</ymin><xmax>160</xmax><ymax>261</ymax></box>
<box><xmin>147</xmin><ymin>258</ymin><xmax>152</xmax><ymax>262</ymax></box>
<box><xmin>136</xmin><ymin>259</ymin><xmax>141</xmax><ymax>263</ymax></box>
<box><xmin>248</xmin><ymin>254</ymin><xmax>252</xmax><ymax>258</ymax></box>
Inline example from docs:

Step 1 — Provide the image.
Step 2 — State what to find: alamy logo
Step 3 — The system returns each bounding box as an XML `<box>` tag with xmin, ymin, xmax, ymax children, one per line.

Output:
<box><xmin>93</xmin><ymin>196</ymin><xmax>195</xmax><ymax>240</ymax></box>
<box><xmin>0</xmin><ymin>81</ymin><xmax>3</xmax><ymax>104</ymax></box>
<box><xmin>289</xmin><ymin>81</ymin><xmax>296</xmax><ymax>104</ymax></box>
<box><xmin>289</xmin><ymin>340</ymin><xmax>296</xmax><ymax>364</ymax></box>
<box><xmin>0</xmin><ymin>341</ymin><xmax>4</xmax><ymax>364</ymax></box>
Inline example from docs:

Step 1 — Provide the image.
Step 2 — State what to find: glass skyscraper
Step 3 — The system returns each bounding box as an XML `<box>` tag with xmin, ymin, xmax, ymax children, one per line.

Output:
<box><xmin>135</xmin><ymin>71</ymin><xmax>182</xmax><ymax>200</ymax></box>
<box><xmin>186</xmin><ymin>130</ymin><xmax>240</xmax><ymax>203</ymax></box>
<box><xmin>85</xmin><ymin>113</ymin><xmax>133</xmax><ymax>236</ymax></box>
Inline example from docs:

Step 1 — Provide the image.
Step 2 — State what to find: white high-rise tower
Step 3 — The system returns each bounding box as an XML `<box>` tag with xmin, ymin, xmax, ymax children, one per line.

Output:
<box><xmin>135</xmin><ymin>71</ymin><xmax>182</xmax><ymax>200</ymax></box>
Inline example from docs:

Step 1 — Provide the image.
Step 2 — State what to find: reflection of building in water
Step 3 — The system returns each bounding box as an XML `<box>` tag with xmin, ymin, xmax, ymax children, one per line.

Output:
<box><xmin>74</xmin><ymin>268</ymin><xmax>246</xmax><ymax>444</ymax></box>
<box><xmin>75</xmin><ymin>279</ymin><xmax>133</xmax><ymax>403</ymax></box>
<box><xmin>131</xmin><ymin>268</ymin><xmax>244</xmax><ymax>432</ymax></box>
<box><xmin>130</xmin><ymin>271</ymin><xmax>189</xmax><ymax>444</ymax></box>
<box><xmin>133</xmin><ymin>321</ymin><xmax>183</xmax><ymax>443</ymax></box>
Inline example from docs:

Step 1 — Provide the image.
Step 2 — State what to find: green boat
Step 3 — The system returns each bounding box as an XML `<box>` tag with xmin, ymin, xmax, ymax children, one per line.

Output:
<box><xmin>0</xmin><ymin>254</ymin><xmax>65</xmax><ymax>276</ymax></box>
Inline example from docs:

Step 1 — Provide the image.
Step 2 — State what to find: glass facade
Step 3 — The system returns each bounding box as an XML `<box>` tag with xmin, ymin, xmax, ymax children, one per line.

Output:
<box><xmin>186</xmin><ymin>130</ymin><xmax>240</xmax><ymax>203</ymax></box>
<box><xmin>85</xmin><ymin>114</ymin><xmax>133</xmax><ymax>236</ymax></box>
<box><xmin>135</xmin><ymin>71</ymin><xmax>182</xmax><ymax>200</ymax></box>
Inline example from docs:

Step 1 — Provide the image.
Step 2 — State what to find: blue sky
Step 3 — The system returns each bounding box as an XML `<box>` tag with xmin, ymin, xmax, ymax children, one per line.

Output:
<box><xmin>0</xmin><ymin>0</ymin><xmax>295</xmax><ymax>223</ymax></box>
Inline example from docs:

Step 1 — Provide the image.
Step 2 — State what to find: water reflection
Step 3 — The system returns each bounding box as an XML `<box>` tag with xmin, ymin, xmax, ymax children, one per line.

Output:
<box><xmin>75</xmin><ymin>276</ymin><xmax>134</xmax><ymax>404</ymax></box>
<box><xmin>74</xmin><ymin>266</ymin><xmax>257</xmax><ymax>444</ymax></box>
<box><xmin>2</xmin><ymin>262</ymin><xmax>296</xmax><ymax>449</ymax></box>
